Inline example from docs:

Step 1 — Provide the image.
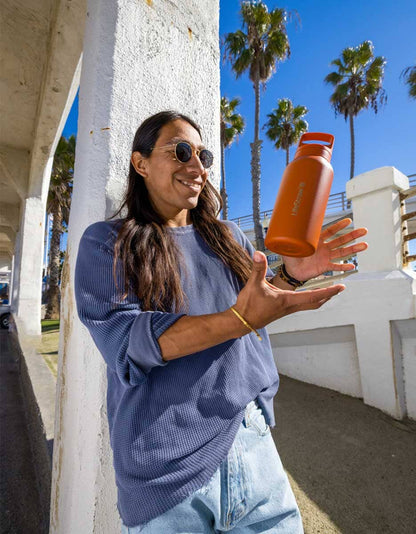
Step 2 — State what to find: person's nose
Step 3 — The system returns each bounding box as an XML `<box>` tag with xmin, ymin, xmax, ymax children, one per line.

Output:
<box><xmin>186</xmin><ymin>151</ymin><xmax>205</xmax><ymax>175</ymax></box>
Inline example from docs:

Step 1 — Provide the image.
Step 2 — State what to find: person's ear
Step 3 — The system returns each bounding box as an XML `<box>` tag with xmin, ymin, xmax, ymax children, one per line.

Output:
<box><xmin>131</xmin><ymin>151</ymin><xmax>149</xmax><ymax>178</ymax></box>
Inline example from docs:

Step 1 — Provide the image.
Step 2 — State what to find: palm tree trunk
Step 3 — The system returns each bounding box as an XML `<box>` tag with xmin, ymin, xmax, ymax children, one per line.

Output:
<box><xmin>286</xmin><ymin>148</ymin><xmax>290</xmax><ymax>166</ymax></box>
<box><xmin>220</xmin><ymin>132</ymin><xmax>228</xmax><ymax>220</ymax></box>
<box><xmin>349</xmin><ymin>113</ymin><xmax>355</xmax><ymax>180</ymax></box>
<box><xmin>251</xmin><ymin>76</ymin><xmax>265</xmax><ymax>251</ymax></box>
<box><xmin>45</xmin><ymin>207</ymin><xmax>62</xmax><ymax>320</ymax></box>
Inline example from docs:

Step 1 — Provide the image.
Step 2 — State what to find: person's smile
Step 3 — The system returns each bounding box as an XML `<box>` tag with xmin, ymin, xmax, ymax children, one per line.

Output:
<box><xmin>174</xmin><ymin>176</ymin><xmax>204</xmax><ymax>193</ymax></box>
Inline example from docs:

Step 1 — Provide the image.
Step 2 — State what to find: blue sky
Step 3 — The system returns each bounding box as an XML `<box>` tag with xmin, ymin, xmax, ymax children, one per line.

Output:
<box><xmin>63</xmin><ymin>0</ymin><xmax>415</xmax><ymax>221</ymax></box>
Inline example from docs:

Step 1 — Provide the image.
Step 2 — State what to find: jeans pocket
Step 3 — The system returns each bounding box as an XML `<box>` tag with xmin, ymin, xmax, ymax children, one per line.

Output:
<box><xmin>194</xmin><ymin>471</ymin><xmax>217</xmax><ymax>496</ymax></box>
<box><xmin>246</xmin><ymin>406</ymin><xmax>270</xmax><ymax>437</ymax></box>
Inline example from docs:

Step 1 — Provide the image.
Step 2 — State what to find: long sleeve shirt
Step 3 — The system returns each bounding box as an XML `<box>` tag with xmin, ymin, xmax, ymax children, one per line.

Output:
<box><xmin>75</xmin><ymin>219</ymin><xmax>280</xmax><ymax>527</ymax></box>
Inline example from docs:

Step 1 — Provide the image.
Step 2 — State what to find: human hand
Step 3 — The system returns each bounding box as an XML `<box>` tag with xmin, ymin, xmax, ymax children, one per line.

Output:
<box><xmin>281</xmin><ymin>218</ymin><xmax>368</xmax><ymax>282</ymax></box>
<box><xmin>233</xmin><ymin>251</ymin><xmax>345</xmax><ymax>330</ymax></box>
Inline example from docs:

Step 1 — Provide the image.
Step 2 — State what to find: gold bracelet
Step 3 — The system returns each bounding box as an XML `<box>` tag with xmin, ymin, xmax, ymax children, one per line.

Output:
<box><xmin>230</xmin><ymin>306</ymin><xmax>262</xmax><ymax>341</ymax></box>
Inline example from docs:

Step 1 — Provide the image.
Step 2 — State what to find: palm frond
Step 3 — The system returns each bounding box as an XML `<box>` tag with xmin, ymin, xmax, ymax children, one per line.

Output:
<box><xmin>264</xmin><ymin>98</ymin><xmax>309</xmax><ymax>155</ymax></box>
<box><xmin>326</xmin><ymin>40</ymin><xmax>386</xmax><ymax>120</ymax></box>
<box><xmin>233</xmin><ymin>48</ymin><xmax>253</xmax><ymax>77</ymax></box>
<box><xmin>220</xmin><ymin>95</ymin><xmax>245</xmax><ymax>149</ymax></box>
<box><xmin>330</xmin><ymin>58</ymin><xmax>347</xmax><ymax>73</ymax></box>
<box><xmin>325</xmin><ymin>71</ymin><xmax>343</xmax><ymax>85</ymax></box>
<box><xmin>223</xmin><ymin>30</ymin><xmax>248</xmax><ymax>60</ymax></box>
<box><xmin>401</xmin><ymin>65</ymin><xmax>416</xmax><ymax>99</ymax></box>
<box><xmin>47</xmin><ymin>135</ymin><xmax>76</xmax><ymax>216</ymax></box>
<box><xmin>225</xmin><ymin>1</ymin><xmax>291</xmax><ymax>85</ymax></box>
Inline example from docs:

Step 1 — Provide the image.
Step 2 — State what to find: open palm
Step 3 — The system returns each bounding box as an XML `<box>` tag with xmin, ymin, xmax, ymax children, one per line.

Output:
<box><xmin>281</xmin><ymin>218</ymin><xmax>368</xmax><ymax>282</ymax></box>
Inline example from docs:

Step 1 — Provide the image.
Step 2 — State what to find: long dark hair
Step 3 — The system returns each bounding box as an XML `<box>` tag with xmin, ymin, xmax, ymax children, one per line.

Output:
<box><xmin>110</xmin><ymin>111</ymin><xmax>253</xmax><ymax>312</ymax></box>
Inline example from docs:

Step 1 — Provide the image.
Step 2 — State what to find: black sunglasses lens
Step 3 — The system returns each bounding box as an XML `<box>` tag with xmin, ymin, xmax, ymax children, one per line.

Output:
<box><xmin>199</xmin><ymin>149</ymin><xmax>214</xmax><ymax>169</ymax></box>
<box><xmin>175</xmin><ymin>142</ymin><xmax>192</xmax><ymax>163</ymax></box>
<box><xmin>175</xmin><ymin>142</ymin><xmax>213</xmax><ymax>168</ymax></box>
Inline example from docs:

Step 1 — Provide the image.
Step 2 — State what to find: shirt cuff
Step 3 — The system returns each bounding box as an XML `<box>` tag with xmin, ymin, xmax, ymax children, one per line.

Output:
<box><xmin>127</xmin><ymin>311</ymin><xmax>185</xmax><ymax>374</ymax></box>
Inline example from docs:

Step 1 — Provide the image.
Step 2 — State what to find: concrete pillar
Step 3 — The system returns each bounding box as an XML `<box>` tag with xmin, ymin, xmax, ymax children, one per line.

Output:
<box><xmin>14</xmin><ymin>156</ymin><xmax>53</xmax><ymax>336</ymax></box>
<box><xmin>346</xmin><ymin>166</ymin><xmax>409</xmax><ymax>272</ymax></box>
<box><xmin>15</xmin><ymin>197</ymin><xmax>46</xmax><ymax>335</ymax></box>
<box><xmin>346</xmin><ymin>166</ymin><xmax>415</xmax><ymax>419</ymax></box>
<box><xmin>9</xmin><ymin>254</ymin><xmax>15</xmax><ymax>307</ymax></box>
<box><xmin>394</xmin><ymin>319</ymin><xmax>416</xmax><ymax>419</ymax></box>
<box><xmin>11</xmin><ymin>230</ymin><xmax>21</xmax><ymax>310</ymax></box>
<box><xmin>51</xmin><ymin>1</ymin><xmax>220</xmax><ymax>532</ymax></box>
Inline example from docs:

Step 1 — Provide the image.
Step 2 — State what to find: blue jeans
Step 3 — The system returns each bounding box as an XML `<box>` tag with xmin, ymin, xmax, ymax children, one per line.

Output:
<box><xmin>121</xmin><ymin>400</ymin><xmax>303</xmax><ymax>533</ymax></box>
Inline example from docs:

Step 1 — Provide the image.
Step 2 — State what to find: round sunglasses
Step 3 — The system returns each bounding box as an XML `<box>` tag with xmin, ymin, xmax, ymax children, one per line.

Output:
<box><xmin>152</xmin><ymin>141</ymin><xmax>214</xmax><ymax>169</ymax></box>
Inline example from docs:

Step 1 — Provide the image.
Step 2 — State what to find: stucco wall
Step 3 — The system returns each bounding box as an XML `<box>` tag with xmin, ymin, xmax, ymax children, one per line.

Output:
<box><xmin>270</xmin><ymin>325</ymin><xmax>362</xmax><ymax>398</ymax></box>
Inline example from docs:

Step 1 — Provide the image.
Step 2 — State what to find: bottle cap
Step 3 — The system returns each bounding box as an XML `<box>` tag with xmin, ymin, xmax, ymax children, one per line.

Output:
<box><xmin>295</xmin><ymin>132</ymin><xmax>334</xmax><ymax>162</ymax></box>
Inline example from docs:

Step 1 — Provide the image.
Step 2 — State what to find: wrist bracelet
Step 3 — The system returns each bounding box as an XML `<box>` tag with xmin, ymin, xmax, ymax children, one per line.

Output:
<box><xmin>277</xmin><ymin>263</ymin><xmax>306</xmax><ymax>289</ymax></box>
<box><xmin>230</xmin><ymin>306</ymin><xmax>262</xmax><ymax>341</ymax></box>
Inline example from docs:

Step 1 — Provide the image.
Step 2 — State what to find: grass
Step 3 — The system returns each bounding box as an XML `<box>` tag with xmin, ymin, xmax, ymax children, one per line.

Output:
<box><xmin>41</xmin><ymin>319</ymin><xmax>60</xmax><ymax>333</ymax></box>
<box><xmin>38</xmin><ymin>319</ymin><xmax>60</xmax><ymax>378</ymax></box>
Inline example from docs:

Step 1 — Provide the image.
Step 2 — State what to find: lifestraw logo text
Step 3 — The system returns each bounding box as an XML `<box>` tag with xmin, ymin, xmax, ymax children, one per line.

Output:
<box><xmin>291</xmin><ymin>182</ymin><xmax>306</xmax><ymax>216</ymax></box>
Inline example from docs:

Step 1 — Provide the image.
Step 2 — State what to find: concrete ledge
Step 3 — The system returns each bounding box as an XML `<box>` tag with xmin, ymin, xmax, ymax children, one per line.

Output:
<box><xmin>11</xmin><ymin>315</ymin><xmax>57</xmax><ymax>533</ymax></box>
<box><xmin>346</xmin><ymin>166</ymin><xmax>409</xmax><ymax>199</ymax></box>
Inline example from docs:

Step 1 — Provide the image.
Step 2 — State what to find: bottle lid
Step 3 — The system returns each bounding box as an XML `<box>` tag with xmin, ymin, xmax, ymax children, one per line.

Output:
<box><xmin>295</xmin><ymin>132</ymin><xmax>335</xmax><ymax>162</ymax></box>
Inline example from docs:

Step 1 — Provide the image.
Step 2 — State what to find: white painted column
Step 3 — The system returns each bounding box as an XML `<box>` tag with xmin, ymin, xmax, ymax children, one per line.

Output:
<box><xmin>51</xmin><ymin>1</ymin><xmax>220</xmax><ymax>532</ymax></box>
<box><xmin>394</xmin><ymin>319</ymin><xmax>416</xmax><ymax>419</ymax></box>
<box><xmin>9</xmin><ymin>254</ymin><xmax>15</xmax><ymax>308</ymax></box>
<box><xmin>14</xmin><ymin>197</ymin><xmax>47</xmax><ymax>335</ymax></box>
<box><xmin>11</xmin><ymin>229</ymin><xmax>21</xmax><ymax>310</ymax></box>
<box><xmin>346</xmin><ymin>166</ymin><xmax>409</xmax><ymax>272</ymax></box>
<box><xmin>13</xmin><ymin>154</ymin><xmax>53</xmax><ymax>335</ymax></box>
<box><xmin>346</xmin><ymin>166</ymin><xmax>415</xmax><ymax>419</ymax></box>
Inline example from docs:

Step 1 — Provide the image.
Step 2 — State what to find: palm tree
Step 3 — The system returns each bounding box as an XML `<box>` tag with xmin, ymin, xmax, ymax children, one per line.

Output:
<box><xmin>264</xmin><ymin>98</ymin><xmax>308</xmax><ymax>166</ymax></box>
<box><xmin>220</xmin><ymin>96</ymin><xmax>245</xmax><ymax>219</ymax></box>
<box><xmin>401</xmin><ymin>65</ymin><xmax>416</xmax><ymax>100</ymax></box>
<box><xmin>325</xmin><ymin>40</ymin><xmax>386</xmax><ymax>180</ymax></box>
<box><xmin>45</xmin><ymin>135</ymin><xmax>75</xmax><ymax>320</ymax></box>
<box><xmin>224</xmin><ymin>0</ymin><xmax>291</xmax><ymax>250</ymax></box>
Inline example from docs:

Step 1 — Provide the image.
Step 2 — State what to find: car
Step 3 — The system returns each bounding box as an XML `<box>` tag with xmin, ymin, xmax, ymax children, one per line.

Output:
<box><xmin>0</xmin><ymin>281</ymin><xmax>11</xmax><ymax>329</ymax></box>
<box><xmin>0</xmin><ymin>303</ymin><xmax>10</xmax><ymax>329</ymax></box>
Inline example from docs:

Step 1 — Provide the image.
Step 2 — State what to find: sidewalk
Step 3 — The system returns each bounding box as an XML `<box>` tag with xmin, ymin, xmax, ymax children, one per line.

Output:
<box><xmin>273</xmin><ymin>376</ymin><xmax>416</xmax><ymax>533</ymax></box>
<box><xmin>0</xmin><ymin>330</ymin><xmax>45</xmax><ymax>533</ymax></box>
<box><xmin>1</xmin><ymin>328</ymin><xmax>415</xmax><ymax>533</ymax></box>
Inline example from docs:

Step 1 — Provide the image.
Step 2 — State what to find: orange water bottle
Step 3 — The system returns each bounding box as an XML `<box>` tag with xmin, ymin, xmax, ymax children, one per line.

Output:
<box><xmin>264</xmin><ymin>132</ymin><xmax>334</xmax><ymax>257</ymax></box>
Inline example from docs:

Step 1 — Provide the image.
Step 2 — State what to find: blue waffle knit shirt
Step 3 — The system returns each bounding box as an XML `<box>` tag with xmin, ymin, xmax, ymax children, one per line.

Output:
<box><xmin>75</xmin><ymin>219</ymin><xmax>280</xmax><ymax>527</ymax></box>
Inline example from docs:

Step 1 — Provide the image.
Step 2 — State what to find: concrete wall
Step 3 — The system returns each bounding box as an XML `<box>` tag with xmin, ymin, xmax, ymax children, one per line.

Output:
<box><xmin>270</xmin><ymin>325</ymin><xmax>362</xmax><ymax>398</ymax></box>
<box><xmin>51</xmin><ymin>1</ymin><xmax>220</xmax><ymax>532</ymax></box>
<box><xmin>393</xmin><ymin>319</ymin><xmax>416</xmax><ymax>420</ymax></box>
<box><xmin>267</xmin><ymin>167</ymin><xmax>416</xmax><ymax>421</ymax></box>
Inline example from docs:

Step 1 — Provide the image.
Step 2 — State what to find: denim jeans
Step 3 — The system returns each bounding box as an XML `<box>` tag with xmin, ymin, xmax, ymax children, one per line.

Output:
<box><xmin>121</xmin><ymin>400</ymin><xmax>303</xmax><ymax>533</ymax></box>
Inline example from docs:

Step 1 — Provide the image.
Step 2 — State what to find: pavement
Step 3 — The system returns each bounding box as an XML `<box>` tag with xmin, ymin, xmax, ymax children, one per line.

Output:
<box><xmin>273</xmin><ymin>377</ymin><xmax>416</xmax><ymax>533</ymax></box>
<box><xmin>1</xmin><ymin>328</ymin><xmax>416</xmax><ymax>534</ymax></box>
<box><xmin>0</xmin><ymin>330</ymin><xmax>44</xmax><ymax>533</ymax></box>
